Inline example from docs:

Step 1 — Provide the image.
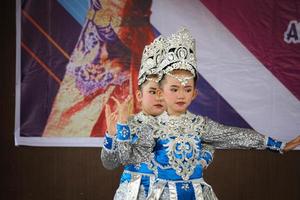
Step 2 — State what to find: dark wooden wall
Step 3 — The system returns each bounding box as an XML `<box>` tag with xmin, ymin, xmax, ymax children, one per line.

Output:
<box><xmin>1</xmin><ymin>1</ymin><xmax>299</xmax><ymax>200</ymax></box>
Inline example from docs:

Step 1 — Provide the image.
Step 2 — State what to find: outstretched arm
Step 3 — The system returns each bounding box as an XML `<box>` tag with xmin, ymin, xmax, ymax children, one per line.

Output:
<box><xmin>201</xmin><ymin>117</ymin><xmax>289</xmax><ymax>152</ymax></box>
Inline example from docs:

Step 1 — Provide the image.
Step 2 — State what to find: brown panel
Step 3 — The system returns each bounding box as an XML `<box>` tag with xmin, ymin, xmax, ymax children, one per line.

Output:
<box><xmin>1</xmin><ymin>1</ymin><xmax>299</xmax><ymax>200</ymax></box>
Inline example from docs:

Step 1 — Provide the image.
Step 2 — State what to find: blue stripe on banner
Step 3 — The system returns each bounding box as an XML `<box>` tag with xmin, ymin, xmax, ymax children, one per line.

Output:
<box><xmin>57</xmin><ymin>0</ymin><xmax>89</xmax><ymax>25</ymax></box>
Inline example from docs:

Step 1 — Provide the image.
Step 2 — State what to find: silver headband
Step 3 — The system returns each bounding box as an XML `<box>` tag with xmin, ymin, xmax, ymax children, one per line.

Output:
<box><xmin>166</xmin><ymin>72</ymin><xmax>194</xmax><ymax>86</ymax></box>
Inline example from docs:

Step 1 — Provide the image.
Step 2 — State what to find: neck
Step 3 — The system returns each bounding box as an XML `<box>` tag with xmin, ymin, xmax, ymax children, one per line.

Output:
<box><xmin>166</xmin><ymin>108</ymin><xmax>186</xmax><ymax>116</ymax></box>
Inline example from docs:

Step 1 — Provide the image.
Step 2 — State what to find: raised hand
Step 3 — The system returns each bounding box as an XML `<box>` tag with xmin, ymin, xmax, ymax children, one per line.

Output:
<box><xmin>283</xmin><ymin>135</ymin><xmax>300</xmax><ymax>152</ymax></box>
<box><xmin>111</xmin><ymin>95</ymin><xmax>133</xmax><ymax>124</ymax></box>
<box><xmin>105</xmin><ymin>104</ymin><xmax>118</xmax><ymax>136</ymax></box>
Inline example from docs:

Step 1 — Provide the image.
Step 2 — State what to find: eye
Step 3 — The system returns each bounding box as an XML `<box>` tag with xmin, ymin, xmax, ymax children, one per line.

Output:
<box><xmin>149</xmin><ymin>90</ymin><xmax>156</xmax><ymax>95</ymax></box>
<box><xmin>185</xmin><ymin>89</ymin><xmax>192</xmax><ymax>93</ymax></box>
<box><xmin>170</xmin><ymin>88</ymin><xmax>178</xmax><ymax>92</ymax></box>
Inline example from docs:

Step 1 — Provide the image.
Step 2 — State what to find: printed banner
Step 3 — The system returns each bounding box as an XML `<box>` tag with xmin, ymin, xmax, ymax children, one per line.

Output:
<box><xmin>15</xmin><ymin>0</ymin><xmax>300</xmax><ymax>147</ymax></box>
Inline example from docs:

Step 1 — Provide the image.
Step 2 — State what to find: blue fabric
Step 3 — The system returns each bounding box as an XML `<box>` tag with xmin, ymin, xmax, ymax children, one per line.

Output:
<box><xmin>103</xmin><ymin>133</ymin><xmax>114</xmax><ymax>150</ymax></box>
<box><xmin>154</xmin><ymin>136</ymin><xmax>203</xmax><ymax>168</ymax></box>
<box><xmin>175</xmin><ymin>182</ymin><xmax>196</xmax><ymax>200</ymax></box>
<box><xmin>116</xmin><ymin>123</ymin><xmax>131</xmax><ymax>141</ymax></box>
<box><xmin>124</xmin><ymin>163</ymin><xmax>153</xmax><ymax>174</ymax></box>
<box><xmin>157</xmin><ymin>165</ymin><xmax>203</xmax><ymax>181</ymax></box>
<box><xmin>120</xmin><ymin>163</ymin><xmax>152</xmax><ymax>196</ymax></box>
<box><xmin>152</xmin><ymin>134</ymin><xmax>204</xmax><ymax>200</ymax></box>
<box><xmin>267</xmin><ymin>137</ymin><xmax>283</xmax><ymax>151</ymax></box>
<box><xmin>201</xmin><ymin>151</ymin><xmax>213</xmax><ymax>164</ymax></box>
<box><xmin>141</xmin><ymin>174</ymin><xmax>151</xmax><ymax>196</ymax></box>
<box><xmin>120</xmin><ymin>172</ymin><xmax>132</xmax><ymax>183</ymax></box>
<box><xmin>154</xmin><ymin>139</ymin><xmax>170</xmax><ymax>166</ymax></box>
<box><xmin>131</xmin><ymin>133</ymin><xmax>139</xmax><ymax>144</ymax></box>
<box><xmin>154</xmin><ymin>137</ymin><xmax>203</xmax><ymax>181</ymax></box>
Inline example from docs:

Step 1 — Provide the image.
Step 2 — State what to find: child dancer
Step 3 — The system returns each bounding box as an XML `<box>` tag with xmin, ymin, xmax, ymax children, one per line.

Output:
<box><xmin>145</xmin><ymin>28</ymin><xmax>300</xmax><ymax>200</ymax></box>
<box><xmin>101</xmin><ymin>36</ymin><xmax>166</xmax><ymax>200</ymax></box>
<box><xmin>101</xmin><ymin>36</ymin><xmax>215</xmax><ymax>200</ymax></box>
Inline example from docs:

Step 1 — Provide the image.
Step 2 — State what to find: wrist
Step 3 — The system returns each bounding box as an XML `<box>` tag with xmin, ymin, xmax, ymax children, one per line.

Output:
<box><xmin>118</xmin><ymin>116</ymin><xmax>128</xmax><ymax>124</ymax></box>
<box><xmin>106</xmin><ymin>129</ymin><xmax>116</xmax><ymax>136</ymax></box>
<box><xmin>265</xmin><ymin>136</ymin><xmax>285</xmax><ymax>153</ymax></box>
<box><xmin>103</xmin><ymin>132</ymin><xmax>116</xmax><ymax>151</ymax></box>
<box><xmin>116</xmin><ymin>123</ymin><xmax>130</xmax><ymax>141</ymax></box>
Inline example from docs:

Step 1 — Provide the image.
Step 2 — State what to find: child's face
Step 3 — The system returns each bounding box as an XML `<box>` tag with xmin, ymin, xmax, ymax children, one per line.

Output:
<box><xmin>161</xmin><ymin>70</ymin><xmax>197</xmax><ymax>116</ymax></box>
<box><xmin>137</xmin><ymin>79</ymin><xmax>166</xmax><ymax>116</ymax></box>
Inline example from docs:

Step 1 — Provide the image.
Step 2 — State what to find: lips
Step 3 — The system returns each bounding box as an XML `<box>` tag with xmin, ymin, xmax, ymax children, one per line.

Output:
<box><xmin>176</xmin><ymin>102</ymin><xmax>185</xmax><ymax>106</ymax></box>
<box><xmin>154</xmin><ymin>104</ymin><xmax>163</xmax><ymax>108</ymax></box>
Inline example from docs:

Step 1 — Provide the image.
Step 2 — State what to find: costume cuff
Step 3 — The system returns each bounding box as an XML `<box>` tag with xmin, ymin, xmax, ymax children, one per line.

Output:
<box><xmin>103</xmin><ymin>132</ymin><xmax>116</xmax><ymax>151</ymax></box>
<box><xmin>265</xmin><ymin>136</ymin><xmax>285</xmax><ymax>153</ymax></box>
<box><xmin>200</xmin><ymin>151</ymin><xmax>213</xmax><ymax>168</ymax></box>
<box><xmin>116</xmin><ymin>123</ymin><xmax>131</xmax><ymax>142</ymax></box>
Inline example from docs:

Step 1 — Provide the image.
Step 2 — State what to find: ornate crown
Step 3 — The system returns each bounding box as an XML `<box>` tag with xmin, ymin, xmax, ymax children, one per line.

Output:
<box><xmin>138</xmin><ymin>36</ymin><xmax>166</xmax><ymax>86</ymax></box>
<box><xmin>159</xmin><ymin>28</ymin><xmax>197</xmax><ymax>77</ymax></box>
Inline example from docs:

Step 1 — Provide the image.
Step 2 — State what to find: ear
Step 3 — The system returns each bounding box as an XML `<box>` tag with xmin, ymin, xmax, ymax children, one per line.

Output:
<box><xmin>136</xmin><ymin>89</ymin><xmax>142</xmax><ymax>103</ymax></box>
<box><xmin>192</xmin><ymin>88</ymin><xmax>198</xmax><ymax>100</ymax></box>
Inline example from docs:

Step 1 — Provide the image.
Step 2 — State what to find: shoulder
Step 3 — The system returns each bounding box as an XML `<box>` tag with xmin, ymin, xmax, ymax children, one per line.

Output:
<box><xmin>186</xmin><ymin>111</ymin><xmax>217</xmax><ymax>134</ymax></box>
<box><xmin>186</xmin><ymin>111</ymin><xmax>205</xmax><ymax>124</ymax></box>
<box><xmin>128</xmin><ymin>112</ymin><xmax>143</xmax><ymax>124</ymax></box>
<box><xmin>128</xmin><ymin>112</ymin><xmax>157</xmax><ymax>131</ymax></box>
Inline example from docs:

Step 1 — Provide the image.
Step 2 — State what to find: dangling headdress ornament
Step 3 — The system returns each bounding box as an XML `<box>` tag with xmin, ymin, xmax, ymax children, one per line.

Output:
<box><xmin>138</xmin><ymin>36</ymin><xmax>166</xmax><ymax>86</ymax></box>
<box><xmin>158</xmin><ymin>28</ymin><xmax>197</xmax><ymax>85</ymax></box>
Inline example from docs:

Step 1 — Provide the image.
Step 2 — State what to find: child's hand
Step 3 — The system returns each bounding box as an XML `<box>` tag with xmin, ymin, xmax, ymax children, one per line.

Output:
<box><xmin>105</xmin><ymin>105</ymin><xmax>117</xmax><ymax>136</ymax></box>
<box><xmin>112</xmin><ymin>95</ymin><xmax>133</xmax><ymax>124</ymax></box>
<box><xmin>283</xmin><ymin>135</ymin><xmax>300</xmax><ymax>152</ymax></box>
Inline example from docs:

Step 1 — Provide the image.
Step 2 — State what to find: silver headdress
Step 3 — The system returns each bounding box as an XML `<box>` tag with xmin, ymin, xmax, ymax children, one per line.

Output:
<box><xmin>159</xmin><ymin>28</ymin><xmax>197</xmax><ymax>77</ymax></box>
<box><xmin>138</xmin><ymin>36</ymin><xmax>166</xmax><ymax>86</ymax></box>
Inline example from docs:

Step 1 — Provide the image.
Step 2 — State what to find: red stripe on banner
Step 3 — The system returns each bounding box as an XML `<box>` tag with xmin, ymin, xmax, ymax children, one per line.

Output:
<box><xmin>201</xmin><ymin>0</ymin><xmax>300</xmax><ymax>100</ymax></box>
<box><xmin>21</xmin><ymin>42</ymin><xmax>62</xmax><ymax>84</ymax></box>
<box><xmin>22</xmin><ymin>10</ymin><xmax>70</xmax><ymax>60</ymax></box>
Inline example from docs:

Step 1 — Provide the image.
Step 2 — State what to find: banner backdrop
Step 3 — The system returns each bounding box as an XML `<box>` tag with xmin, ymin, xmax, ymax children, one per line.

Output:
<box><xmin>15</xmin><ymin>0</ymin><xmax>300</xmax><ymax>147</ymax></box>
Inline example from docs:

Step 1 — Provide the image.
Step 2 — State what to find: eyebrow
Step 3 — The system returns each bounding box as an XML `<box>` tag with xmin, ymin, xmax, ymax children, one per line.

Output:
<box><xmin>170</xmin><ymin>85</ymin><xmax>179</xmax><ymax>88</ymax></box>
<box><xmin>184</xmin><ymin>85</ymin><xmax>192</xmax><ymax>88</ymax></box>
<box><xmin>148</xmin><ymin>87</ymin><xmax>157</xmax><ymax>90</ymax></box>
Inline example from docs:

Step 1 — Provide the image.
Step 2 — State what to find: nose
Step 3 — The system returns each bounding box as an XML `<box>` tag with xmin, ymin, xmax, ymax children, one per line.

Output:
<box><xmin>177</xmin><ymin>89</ymin><xmax>185</xmax><ymax>99</ymax></box>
